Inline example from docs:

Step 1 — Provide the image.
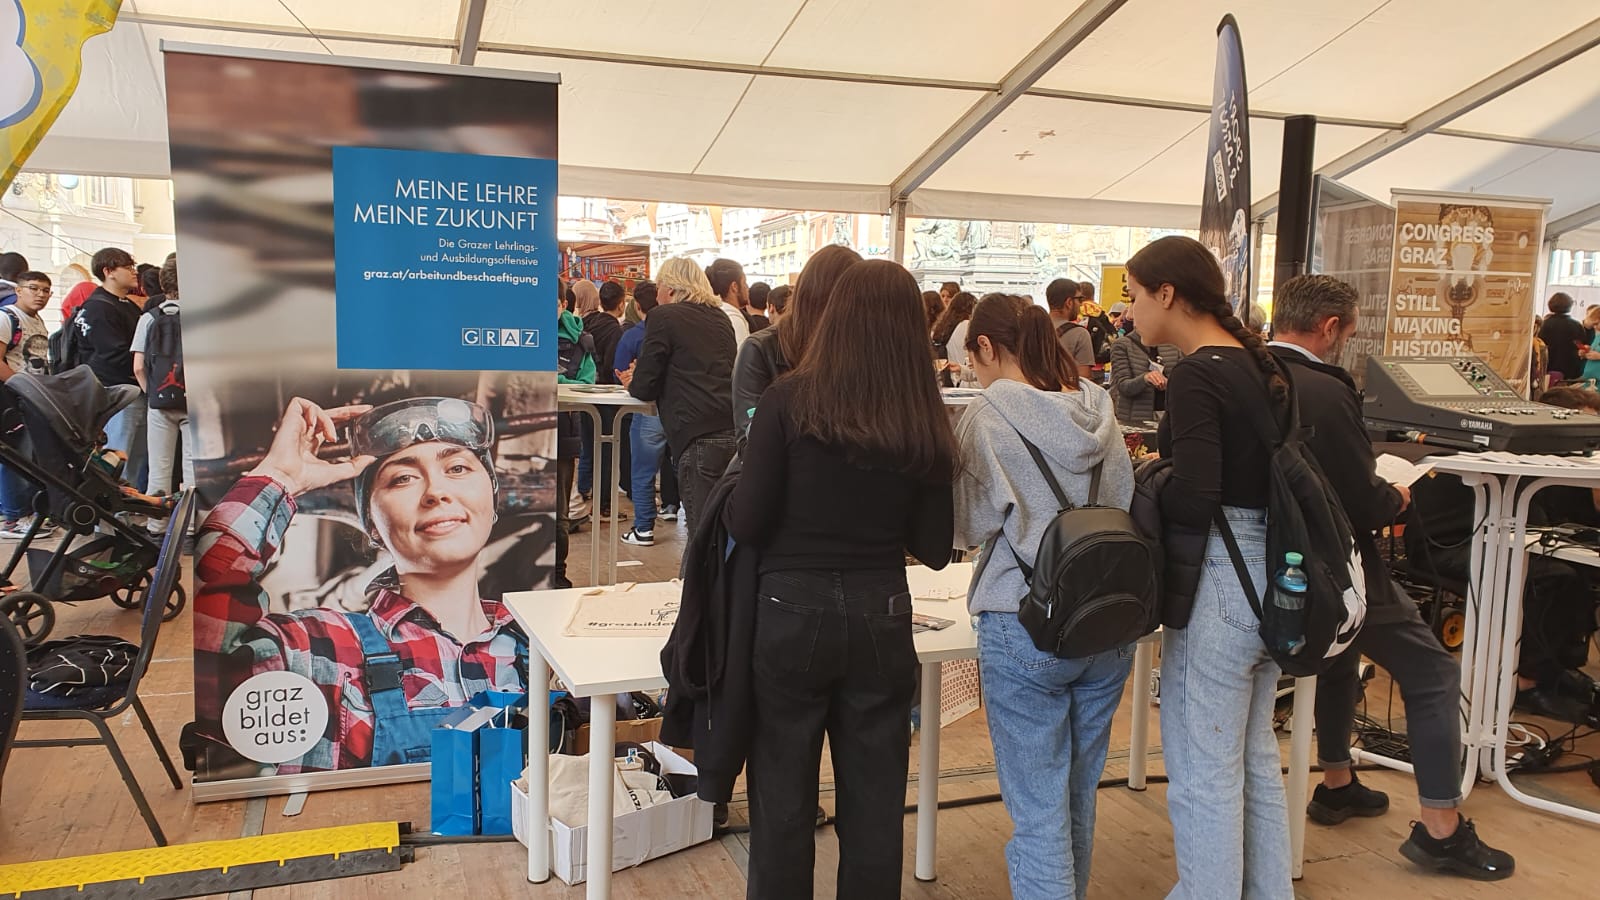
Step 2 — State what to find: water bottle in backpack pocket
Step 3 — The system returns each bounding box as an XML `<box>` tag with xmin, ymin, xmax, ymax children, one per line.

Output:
<box><xmin>1263</xmin><ymin>552</ymin><xmax>1308</xmax><ymax>657</ymax></box>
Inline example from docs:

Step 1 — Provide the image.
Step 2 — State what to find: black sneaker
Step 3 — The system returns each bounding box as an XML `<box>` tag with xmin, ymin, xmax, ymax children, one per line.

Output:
<box><xmin>549</xmin><ymin>573</ymin><xmax>573</xmax><ymax>590</ymax></box>
<box><xmin>621</xmin><ymin>528</ymin><xmax>654</xmax><ymax>547</ymax></box>
<box><xmin>1399</xmin><ymin>816</ymin><xmax>1514</xmax><ymax>881</ymax></box>
<box><xmin>1307</xmin><ymin>773</ymin><xmax>1389</xmax><ymax>825</ymax></box>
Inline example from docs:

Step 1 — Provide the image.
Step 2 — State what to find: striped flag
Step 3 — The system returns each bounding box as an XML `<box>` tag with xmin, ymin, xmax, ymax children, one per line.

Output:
<box><xmin>1</xmin><ymin>0</ymin><xmax>120</xmax><ymax>192</ymax></box>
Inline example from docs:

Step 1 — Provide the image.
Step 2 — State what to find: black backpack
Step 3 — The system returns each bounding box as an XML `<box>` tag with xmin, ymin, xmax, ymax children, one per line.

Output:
<box><xmin>49</xmin><ymin>307</ymin><xmax>89</xmax><ymax>375</ymax></box>
<box><xmin>144</xmin><ymin>302</ymin><xmax>186</xmax><ymax>411</ymax></box>
<box><xmin>1211</xmin><ymin>357</ymin><xmax>1367</xmax><ymax>677</ymax></box>
<box><xmin>1010</xmin><ymin>433</ymin><xmax>1160</xmax><ymax>659</ymax></box>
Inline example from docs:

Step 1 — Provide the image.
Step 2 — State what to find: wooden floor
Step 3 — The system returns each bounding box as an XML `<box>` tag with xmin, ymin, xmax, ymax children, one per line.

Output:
<box><xmin>5</xmin><ymin>501</ymin><xmax>1600</xmax><ymax>898</ymax></box>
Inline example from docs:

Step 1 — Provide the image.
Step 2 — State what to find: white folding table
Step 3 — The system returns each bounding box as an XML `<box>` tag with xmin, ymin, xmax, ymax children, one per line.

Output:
<box><xmin>556</xmin><ymin>385</ymin><xmax>655</xmax><ymax>586</ymax></box>
<box><xmin>504</xmin><ymin>563</ymin><xmax>978</xmax><ymax>899</ymax></box>
<box><xmin>1413</xmin><ymin>452</ymin><xmax>1600</xmax><ymax>825</ymax></box>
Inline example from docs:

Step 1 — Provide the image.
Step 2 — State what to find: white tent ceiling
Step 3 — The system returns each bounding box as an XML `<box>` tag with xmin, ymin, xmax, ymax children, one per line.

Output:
<box><xmin>25</xmin><ymin>0</ymin><xmax>1600</xmax><ymax>238</ymax></box>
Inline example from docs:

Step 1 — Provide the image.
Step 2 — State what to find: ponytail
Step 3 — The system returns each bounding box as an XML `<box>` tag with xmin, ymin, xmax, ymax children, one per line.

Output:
<box><xmin>1126</xmin><ymin>235</ymin><xmax>1288</xmax><ymax>405</ymax></box>
<box><xmin>965</xmin><ymin>294</ymin><xmax>1080</xmax><ymax>392</ymax></box>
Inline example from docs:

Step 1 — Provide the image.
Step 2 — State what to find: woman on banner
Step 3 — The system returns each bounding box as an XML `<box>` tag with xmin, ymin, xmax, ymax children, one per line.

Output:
<box><xmin>195</xmin><ymin>396</ymin><xmax>526</xmax><ymax>773</ymax></box>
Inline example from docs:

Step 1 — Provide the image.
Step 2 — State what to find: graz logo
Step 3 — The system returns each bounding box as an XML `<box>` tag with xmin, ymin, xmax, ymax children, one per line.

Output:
<box><xmin>1459</xmin><ymin>418</ymin><xmax>1493</xmax><ymax>432</ymax></box>
<box><xmin>462</xmin><ymin>328</ymin><xmax>540</xmax><ymax>348</ymax></box>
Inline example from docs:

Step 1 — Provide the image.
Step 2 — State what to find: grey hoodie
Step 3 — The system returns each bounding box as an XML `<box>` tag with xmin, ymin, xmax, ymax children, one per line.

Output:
<box><xmin>953</xmin><ymin>378</ymin><xmax>1135</xmax><ymax>616</ymax></box>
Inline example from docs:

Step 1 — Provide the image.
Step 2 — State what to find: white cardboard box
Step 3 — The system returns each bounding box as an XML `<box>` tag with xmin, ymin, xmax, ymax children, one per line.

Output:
<box><xmin>513</xmin><ymin>741</ymin><xmax>714</xmax><ymax>885</ymax></box>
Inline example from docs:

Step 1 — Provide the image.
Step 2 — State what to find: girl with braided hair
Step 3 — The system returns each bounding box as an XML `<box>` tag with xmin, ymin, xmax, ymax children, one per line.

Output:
<box><xmin>1127</xmin><ymin>235</ymin><xmax>1294</xmax><ymax>899</ymax></box>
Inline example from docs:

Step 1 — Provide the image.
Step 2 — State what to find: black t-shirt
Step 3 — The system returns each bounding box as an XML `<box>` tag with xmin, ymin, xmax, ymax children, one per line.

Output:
<box><xmin>1157</xmin><ymin>346</ymin><xmax>1277</xmax><ymax>529</ymax></box>
<box><xmin>78</xmin><ymin>287</ymin><xmax>142</xmax><ymax>387</ymax></box>
<box><xmin>1539</xmin><ymin>314</ymin><xmax>1588</xmax><ymax>380</ymax></box>
<box><xmin>724</xmin><ymin>379</ymin><xmax>953</xmax><ymax>574</ymax></box>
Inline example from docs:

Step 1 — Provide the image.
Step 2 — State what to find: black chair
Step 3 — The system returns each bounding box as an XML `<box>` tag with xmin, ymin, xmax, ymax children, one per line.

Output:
<box><xmin>0</xmin><ymin>597</ymin><xmax>24</xmax><ymax>802</ymax></box>
<box><xmin>13</xmin><ymin>491</ymin><xmax>194</xmax><ymax>846</ymax></box>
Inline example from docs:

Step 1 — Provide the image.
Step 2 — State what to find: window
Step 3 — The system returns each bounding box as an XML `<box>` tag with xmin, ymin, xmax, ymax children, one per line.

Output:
<box><xmin>84</xmin><ymin>176</ymin><xmax>121</xmax><ymax>209</ymax></box>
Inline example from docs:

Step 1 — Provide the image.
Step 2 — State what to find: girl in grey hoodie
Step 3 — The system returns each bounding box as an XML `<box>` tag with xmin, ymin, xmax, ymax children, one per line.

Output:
<box><xmin>952</xmin><ymin>294</ymin><xmax>1134</xmax><ymax>900</ymax></box>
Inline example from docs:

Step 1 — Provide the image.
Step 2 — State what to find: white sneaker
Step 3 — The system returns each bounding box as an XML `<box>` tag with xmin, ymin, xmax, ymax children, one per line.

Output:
<box><xmin>0</xmin><ymin>516</ymin><xmax>51</xmax><ymax>541</ymax></box>
<box><xmin>620</xmin><ymin>528</ymin><xmax>654</xmax><ymax>547</ymax></box>
<box><xmin>659</xmin><ymin>505</ymin><xmax>679</xmax><ymax>522</ymax></box>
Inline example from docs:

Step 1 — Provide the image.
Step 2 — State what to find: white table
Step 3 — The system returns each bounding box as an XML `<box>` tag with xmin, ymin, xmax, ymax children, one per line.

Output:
<box><xmin>1413</xmin><ymin>452</ymin><xmax>1600</xmax><ymax>825</ymax></box>
<box><xmin>556</xmin><ymin>385</ymin><xmax>656</xmax><ymax>587</ymax></box>
<box><xmin>505</xmin><ymin>564</ymin><xmax>978</xmax><ymax>898</ymax></box>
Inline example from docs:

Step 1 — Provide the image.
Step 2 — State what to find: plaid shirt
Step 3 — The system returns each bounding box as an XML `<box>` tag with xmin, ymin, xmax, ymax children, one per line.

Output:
<box><xmin>195</xmin><ymin>476</ymin><xmax>526</xmax><ymax>773</ymax></box>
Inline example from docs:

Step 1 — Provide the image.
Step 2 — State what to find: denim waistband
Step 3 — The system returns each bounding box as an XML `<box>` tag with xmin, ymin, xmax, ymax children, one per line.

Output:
<box><xmin>1217</xmin><ymin>505</ymin><xmax>1266</xmax><ymax>523</ymax></box>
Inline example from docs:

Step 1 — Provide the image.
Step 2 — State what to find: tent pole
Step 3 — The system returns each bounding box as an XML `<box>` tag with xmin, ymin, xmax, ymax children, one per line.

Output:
<box><xmin>888</xmin><ymin>0</ymin><xmax>1127</xmax><ymax>201</ymax></box>
<box><xmin>890</xmin><ymin>200</ymin><xmax>908</xmax><ymax>265</ymax></box>
<box><xmin>452</xmin><ymin>0</ymin><xmax>488</xmax><ymax>66</ymax></box>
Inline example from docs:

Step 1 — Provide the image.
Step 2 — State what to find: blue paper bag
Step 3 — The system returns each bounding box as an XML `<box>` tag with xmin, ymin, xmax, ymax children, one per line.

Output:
<box><xmin>474</xmin><ymin>691</ymin><xmax>530</xmax><ymax>835</ymax></box>
<box><xmin>430</xmin><ymin>705</ymin><xmax>483</xmax><ymax>836</ymax></box>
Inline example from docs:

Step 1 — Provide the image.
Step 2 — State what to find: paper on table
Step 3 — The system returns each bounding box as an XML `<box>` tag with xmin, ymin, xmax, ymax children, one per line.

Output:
<box><xmin>1375</xmin><ymin>453</ymin><xmax>1434</xmax><ymax>486</ymax></box>
<box><xmin>917</xmin><ymin>586</ymin><xmax>967</xmax><ymax>602</ymax></box>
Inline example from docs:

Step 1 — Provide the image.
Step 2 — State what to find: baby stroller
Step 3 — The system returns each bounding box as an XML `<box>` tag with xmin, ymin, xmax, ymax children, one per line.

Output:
<box><xmin>0</xmin><ymin>368</ymin><xmax>181</xmax><ymax>645</ymax></box>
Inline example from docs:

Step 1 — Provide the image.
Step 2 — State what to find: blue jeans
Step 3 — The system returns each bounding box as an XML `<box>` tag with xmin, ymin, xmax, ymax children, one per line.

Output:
<box><xmin>978</xmin><ymin>612</ymin><xmax>1132</xmax><ymax>900</ymax></box>
<box><xmin>628</xmin><ymin>414</ymin><xmax>668</xmax><ymax>533</ymax></box>
<box><xmin>0</xmin><ymin>464</ymin><xmax>38</xmax><ymax>520</ymax></box>
<box><xmin>577</xmin><ymin>408</ymin><xmax>629</xmax><ymax>504</ymax></box>
<box><xmin>105</xmin><ymin>396</ymin><xmax>149</xmax><ymax>492</ymax></box>
<box><xmin>1160</xmin><ymin>507</ymin><xmax>1292</xmax><ymax>899</ymax></box>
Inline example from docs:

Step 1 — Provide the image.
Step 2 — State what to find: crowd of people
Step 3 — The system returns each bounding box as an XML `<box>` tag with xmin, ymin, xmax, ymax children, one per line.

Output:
<box><xmin>0</xmin><ymin>246</ymin><xmax>188</xmax><ymax>538</ymax></box>
<box><xmin>15</xmin><ymin>225</ymin><xmax>1590</xmax><ymax>894</ymax></box>
<box><xmin>582</xmin><ymin>237</ymin><xmax>1536</xmax><ymax>900</ymax></box>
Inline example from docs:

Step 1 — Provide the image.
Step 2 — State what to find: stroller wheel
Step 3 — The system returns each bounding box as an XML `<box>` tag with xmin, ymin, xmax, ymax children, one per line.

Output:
<box><xmin>163</xmin><ymin>582</ymin><xmax>187</xmax><ymax>622</ymax></box>
<box><xmin>2</xmin><ymin>591</ymin><xmax>55</xmax><ymax>646</ymax></box>
<box><xmin>110</xmin><ymin>573</ymin><xmax>149</xmax><ymax>610</ymax></box>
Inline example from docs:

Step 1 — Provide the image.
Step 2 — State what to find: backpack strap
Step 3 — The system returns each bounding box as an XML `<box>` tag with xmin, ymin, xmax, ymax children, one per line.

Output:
<box><xmin>1213</xmin><ymin>508</ymin><xmax>1267</xmax><ymax>623</ymax></box>
<box><xmin>0</xmin><ymin>306</ymin><xmax>20</xmax><ymax>348</ymax></box>
<box><xmin>1006</xmin><ymin>431</ymin><xmax>1105</xmax><ymax>582</ymax></box>
<box><xmin>1017</xmin><ymin>432</ymin><xmax>1072</xmax><ymax>511</ymax></box>
<box><xmin>1211</xmin><ymin>351</ymin><xmax>1295</xmax><ymax>450</ymax></box>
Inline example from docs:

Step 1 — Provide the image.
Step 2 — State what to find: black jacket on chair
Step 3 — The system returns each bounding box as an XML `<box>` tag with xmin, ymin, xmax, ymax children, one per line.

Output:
<box><xmin>1270</xmin><ymin>345</ymin><xmax>1411</xmax><ymax>622</ymax></box>
<box><xmin>658</xmin><ymin>457</ymin><xmax>757</xmax><ymax>803</ymax></box>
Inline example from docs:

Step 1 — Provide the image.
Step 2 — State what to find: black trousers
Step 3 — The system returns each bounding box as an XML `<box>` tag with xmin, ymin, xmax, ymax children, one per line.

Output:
<box><xmin>1314</xmin><ymin>599</ymin><xmax>1463</xmax><ymax>806</ymax></box>
<box><xmin>745</xmin><ymin>568</ymin><xmax>916</xmax><ymax>900</ymax></box>
<box><xmin>676</xmin><ymin>430</ymin><xmax>735</xmax><ymax>535</ymax></box>
<box><xmin>660</xmin><ymin>444</ymin><xmax>680</xmax><ymax>508</ymax></box>
<box><xmin>553</xmin><ymin>457</ymin><xmax>575</xmax><ymax>579</ymax></box>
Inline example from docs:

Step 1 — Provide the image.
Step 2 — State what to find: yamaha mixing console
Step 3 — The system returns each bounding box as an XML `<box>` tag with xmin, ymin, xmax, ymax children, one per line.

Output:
<box><xmin>1363</xmin><ymin>356</ymin><xmax>1600</xmax><ymax>454</ymax></box>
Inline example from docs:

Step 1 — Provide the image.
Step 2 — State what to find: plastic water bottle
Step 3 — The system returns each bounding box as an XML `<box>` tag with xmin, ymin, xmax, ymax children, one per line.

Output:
<box><xmin>1270</xmin><ymin>552</ymin><xmax>1308</xmax><ymax>656</ymax></box>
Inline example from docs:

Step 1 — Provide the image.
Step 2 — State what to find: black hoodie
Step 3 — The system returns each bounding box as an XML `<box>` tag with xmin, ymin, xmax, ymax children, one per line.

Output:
<box><xmin>583</xmin><ymin>311</ymin><xmax>625</xmax><ymax>384</ymax></box>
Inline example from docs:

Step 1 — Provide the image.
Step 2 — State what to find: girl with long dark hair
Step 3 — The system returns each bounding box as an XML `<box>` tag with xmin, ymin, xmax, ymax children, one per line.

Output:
<box><xmin>726</xmin><ymin>259</ymin><xmax>955</xmax><ymax>900</ymax></box>
<box><xmin>1129</xmin><ymin>235</ymin><xmax>1293</xmax><ymax>898</ymax></box>
<box><xmin>953</xmin><ymin>294</ymin><xmax>1134</xmax><ymax>899</ymax></box>
<box><xmin>731</xmin><ymin>245</ymin><xmax>862</xmax><ymax>438</ymax></box>
<box><xmin>931</xmin><ymin>290</ymin><xmax>977</xmax><ymax>361</ymax></box>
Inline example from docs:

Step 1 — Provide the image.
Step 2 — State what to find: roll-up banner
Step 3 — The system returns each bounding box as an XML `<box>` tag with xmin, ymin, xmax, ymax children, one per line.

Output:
<box><xmin>1385</xmin><ymin>191</ymin><xmax>1549</xmax><ymax>395</ymax></box>
<box><xmin>1310</xmin><ymin>177</ymin><xmax>1395</xmax><ymax>388</ymax></box>
<box><xmin>164</xmin><ymin>45</ymin><xmax>560</xmax><ymax>799</ymax></box>
<box><xmin>1200</xmin><ymin>14</ymin><xmax>1252</xmax><ymax>315</ymax></box>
